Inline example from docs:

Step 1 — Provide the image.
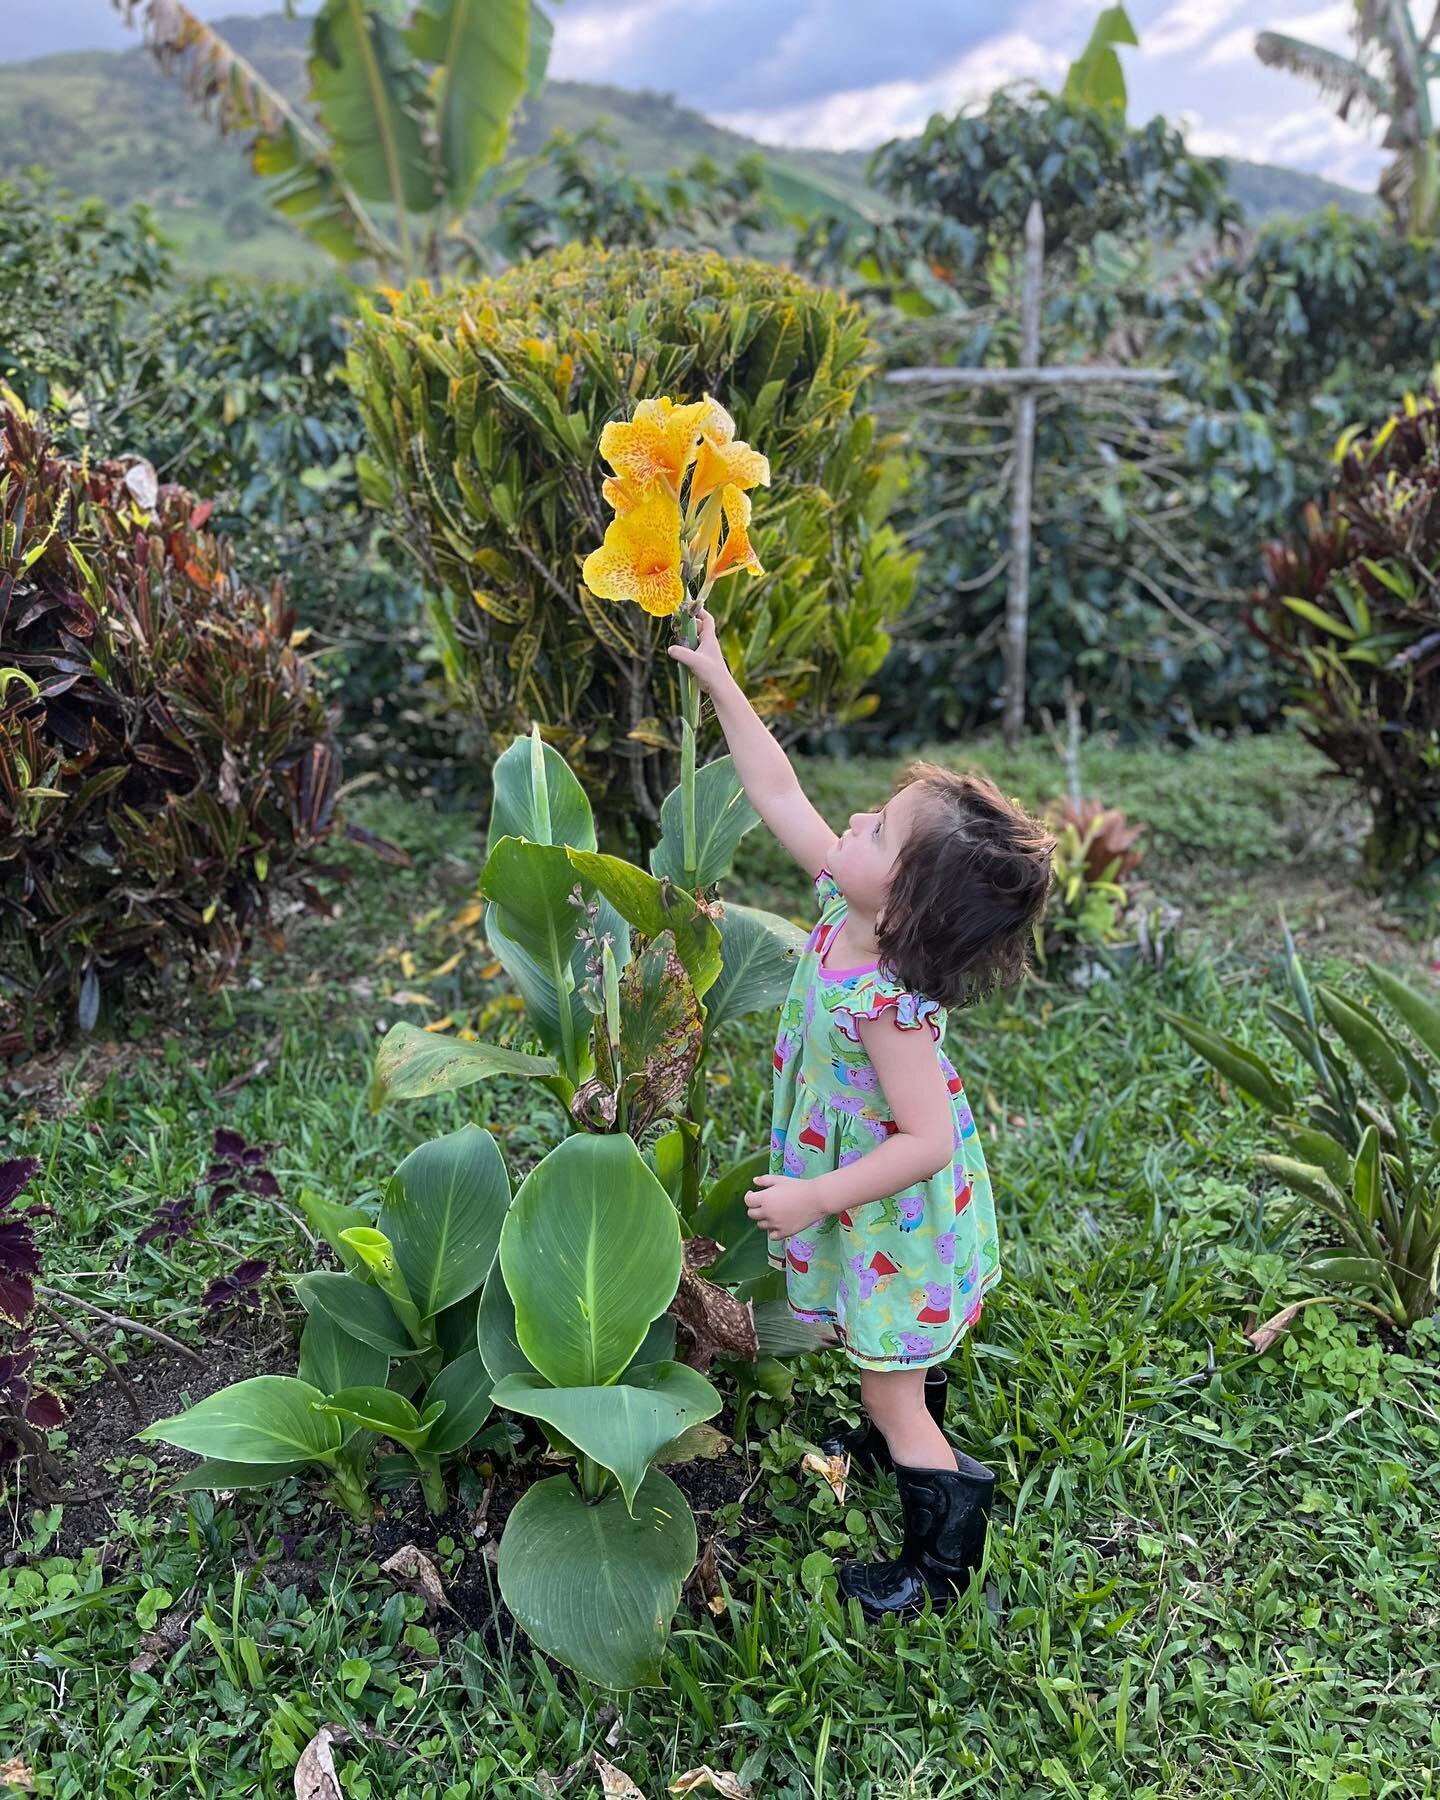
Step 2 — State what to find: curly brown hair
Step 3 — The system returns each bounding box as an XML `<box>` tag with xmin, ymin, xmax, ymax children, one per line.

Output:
<box><xmin>874</xmin><ymin>764</ymin><xmax>1054</xmax><ymax>1010</ymax></box>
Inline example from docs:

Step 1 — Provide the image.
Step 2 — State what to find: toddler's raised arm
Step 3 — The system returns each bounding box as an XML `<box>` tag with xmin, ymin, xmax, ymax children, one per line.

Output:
<box><xmin>669</xmin><ymin>605</ymin><xmax>835</xmax><ymax>880</ymax></box>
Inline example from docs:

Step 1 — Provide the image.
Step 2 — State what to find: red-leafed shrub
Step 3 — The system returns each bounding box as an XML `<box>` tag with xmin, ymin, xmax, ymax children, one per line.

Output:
<box><xmin>0</xmin><ymin>403</ymin><xmax>342</xmax><ymax>1036</ymax></box>
<box><xmin>1253</xmin><ymin>385</ymin><xmax>1440</xmax><ymax>882</ymax></box>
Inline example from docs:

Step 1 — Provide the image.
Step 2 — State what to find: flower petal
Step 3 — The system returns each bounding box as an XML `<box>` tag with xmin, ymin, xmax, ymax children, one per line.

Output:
<box><xmin>583</xmin><ymin>489</ymin><xmax>687</xmax><ymax>616</ymax></box>
<box><xmin>708</xmin><ymin>484</ymin><xmax>764</xmax><ymax>581</ymax></box>
<box><xmin>690</xmin><ymin>432</ymin><xmax>771</xmax><ymax>503</ymax></box>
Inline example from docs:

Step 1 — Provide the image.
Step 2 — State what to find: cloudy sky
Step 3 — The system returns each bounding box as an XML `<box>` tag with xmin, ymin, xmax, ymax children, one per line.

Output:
<box><xmin>4</xmin><ymin>0</ymin><xmax>1387</xmax><ymax>190</ymax></box>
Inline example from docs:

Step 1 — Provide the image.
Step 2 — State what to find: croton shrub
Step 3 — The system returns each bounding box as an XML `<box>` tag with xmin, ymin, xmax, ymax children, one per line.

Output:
<box><xmin>0</xmin><ymin>403</ymin><xmax>341</xmax><ymax>1035</ymax></box>
<box><xmin>1253</xmin><ymin>385</ymin><xmax>1440</xmax><ymax>882</ymax></box>
<box><xmin>346</xmin><ymin>243</ymin><xmax>916</xmax><ymax>842</ymax></box>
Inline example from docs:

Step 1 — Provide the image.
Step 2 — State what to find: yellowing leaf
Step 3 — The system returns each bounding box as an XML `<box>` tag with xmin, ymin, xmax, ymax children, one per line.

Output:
<box><xmin>400</xmin><ymin>951</ymin><xmax>418</xmax><ymax>979</ymax></box>
<box><xmin>389</xmin><ymin>989</ymin><xmax>437</xmax><ymax>1009</ymax></box>
<box><xmin>427</xmin><ymin>950</ymin><xmax>464</xmax><ymax>978</ymax></box>
<box><xmin>801</xmin><ymin>1451</ymin><xmax>848</xmax><ymax>1506</ymax></box>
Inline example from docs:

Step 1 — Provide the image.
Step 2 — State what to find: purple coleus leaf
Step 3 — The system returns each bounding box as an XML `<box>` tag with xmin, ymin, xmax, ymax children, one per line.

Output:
<box><xmin>212</xmin><ymin>1129</ymin><xmax>247</xmax><ymax>1161</ymax></box>
<box><xmin>0</xmin><ymin>1161</ymin><xmax>44</xmax><ymax>1328</ymax></box>
<box><xmin>0</xmin><ymin>1159</ymin><xmax>40</xmax><ymax>1210</ymax></box>
<box><xmin>137</xmin><ymin>1196</ymin><xmax>197</xmax><ymax>1249</ymax></box>
<box><xmin>202</xmin><ymin>1258</ymin><xmax>269</xmax><ymax>1311</ymax></box>
<box><xmin>203</xmin><ymin>1132</ymin><xmax>280</xmax><ymax>1206</ymax></box>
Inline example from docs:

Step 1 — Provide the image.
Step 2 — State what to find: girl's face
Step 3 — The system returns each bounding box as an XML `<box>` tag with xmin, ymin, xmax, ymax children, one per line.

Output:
<box><xmin>830</xmin><ymin>781</ymin><xmax>930</xmax><ymax>921</ymax></box>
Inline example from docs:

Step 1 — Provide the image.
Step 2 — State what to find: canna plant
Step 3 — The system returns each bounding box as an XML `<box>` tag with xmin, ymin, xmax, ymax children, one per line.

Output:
<box><xmin>1163</xmin><ymin>928</ymin><xmax>1440</xmax><ymax>1328</ymax></box>
<box><xmin>1035</xmin><ymin>797</ymin><xmax>1149</xmax><ymax>970</ymax></box>
<box><xmin>372</xmin><ymin>722</ymin><xmax>805</xmax><ymax>1235</ymax></box>
<box><xmin>141</xmin><ymin>1123</ymin><xmax>513</xmax><ymax>1520</ymax></box>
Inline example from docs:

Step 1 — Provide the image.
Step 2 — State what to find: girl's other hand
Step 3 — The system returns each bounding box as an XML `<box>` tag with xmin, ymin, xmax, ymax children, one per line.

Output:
<box><xmin>667</xmin><ymin>604</ymin><xmax>736</xmax><ymax>697</ymax></box>
<box><xmin>745</xmin><ymin>1172</ymin><xmax>826</xmax><ymax>1238</ymax></box>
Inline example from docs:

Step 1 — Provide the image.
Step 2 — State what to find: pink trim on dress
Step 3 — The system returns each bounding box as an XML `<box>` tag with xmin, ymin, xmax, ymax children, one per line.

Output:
<box><xmin>815</xmin><ymin>917</ymin><xmax>879</xmax><ymax>981</ymax></box>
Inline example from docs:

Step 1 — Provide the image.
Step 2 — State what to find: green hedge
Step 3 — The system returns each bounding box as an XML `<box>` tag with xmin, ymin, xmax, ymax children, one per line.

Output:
<box><xmin>346</xmin><ymin>244</ymin><xmax>915</xmax><ymax>841</ymax></box>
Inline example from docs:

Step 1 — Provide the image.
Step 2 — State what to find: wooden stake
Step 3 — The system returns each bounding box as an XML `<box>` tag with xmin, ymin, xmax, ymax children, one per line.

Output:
<box><xmin>1004</xmin><ymin>199</ymin><xmax>1045</xmax><ymax>749</ymax></box>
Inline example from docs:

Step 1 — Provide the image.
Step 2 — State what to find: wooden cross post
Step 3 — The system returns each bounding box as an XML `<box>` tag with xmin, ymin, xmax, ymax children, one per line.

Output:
<box><xmin>886</xmin><ymin>199</ymin><xmax>1179</xmax><ymax>748</ymax></box>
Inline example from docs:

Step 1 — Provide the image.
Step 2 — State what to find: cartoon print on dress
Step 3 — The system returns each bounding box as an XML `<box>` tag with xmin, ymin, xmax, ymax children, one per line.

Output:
<box><xmin>880</xmin><ymin>1328</ymin><xmax>937</xmax><ymax>1364</ymax></box>
<box><xmin>787</xmin><ymin>1235</ymin><xmax>817</xmax><ymax>1274</ymax></box>
<box><xmin>804</xmin><ymin>985</ymin><xmax>818</xmax><ymax>1029</ymax></box>
<box><xmin>914</xmin><ymin>1280</ymin><xmax>952</xmax><ymax>1325</ymax></box>
<box><xmin>773</xmin><ymin>1026</ymin><xmax>799</xmax><ymax>1073</ymax></box>
<box><xmin>956</xmin><ymin>1099</ymin><xmax>975</xmax><ymax>1135</ymax></box>
<box><xmin>847</xmin><ymin>1248</ymin><xmax>900</xmax><ymax>1299</ymax></box>
<box><xmin>895</xmin><ymin>1192</ymin><xmax>925</xmax><ymax>1232</ymax></box>
<box><xmin>829</xmin><ymin>1091</ymin><xmax>867</xmax><ymax>1119</ymax></box>
<box><xmin>798</xmin><ymin>1103</ymin><xmax>828</xmax><ymax>1151</ymax></box>
<box><xmin>783</xmin><ymin>1141</ymin><xmax>807</xmax><ymax>1176</ymax></box>
<box><xmin>955</xmin><ymin>1176</ymin><xmax>973</xmax><ymax>1213</ymax></box>
<box><xmin>862</xmin><ymin>1116</ymin><xmax>900</xmax><ymax>1146</ymax></box>
<box><xmin>934</xmin><ymin>1228</ymin><xmax>958</xmax><ymax>1266</ymax></box>
<box><xmin>831</xmin><ymin>1057</ymin><xmax>880</xmax><ymax>1093</ymax></box>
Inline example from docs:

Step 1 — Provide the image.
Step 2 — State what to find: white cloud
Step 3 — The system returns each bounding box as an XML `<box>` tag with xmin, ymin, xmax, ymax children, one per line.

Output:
<box><xmin>1143</xmin><ymin>0</ymin><xmax>1245</xmax><ymax>59</ymax></box>
<box><xmin>713</xmin><ymin>31</ymin><xmax>1068</xmax><ymax>149</ymax></box>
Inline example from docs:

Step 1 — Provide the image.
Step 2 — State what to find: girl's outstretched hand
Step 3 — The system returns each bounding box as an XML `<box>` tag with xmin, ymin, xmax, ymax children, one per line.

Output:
<box><xmin>745</xmin><ymin>1172</ymin><xmax>826</xmax><ymax>1238</ymax></box>
<box><xmin>667</xmin><ymin>604</ymin><xmax>736</xmax><ymax>697</ymax></box>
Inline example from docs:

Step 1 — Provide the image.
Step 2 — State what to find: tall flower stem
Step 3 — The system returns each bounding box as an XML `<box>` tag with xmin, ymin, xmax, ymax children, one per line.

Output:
<box><xmin>676</xmin><ymin>602</ymin><xmax>701</xmax><ymax>889</ymax></box>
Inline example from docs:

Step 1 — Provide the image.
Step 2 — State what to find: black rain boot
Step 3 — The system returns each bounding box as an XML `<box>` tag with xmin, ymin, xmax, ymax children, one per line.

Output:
<box><xmin>816</xmin><ymin>1366</ymin><xmax>949</xmax><ymax>1476</ymax></box>
<box><xmin>837</xmin><ymin>1446</ymin><xmax>995</xmax><ymax>1621</ymax></box>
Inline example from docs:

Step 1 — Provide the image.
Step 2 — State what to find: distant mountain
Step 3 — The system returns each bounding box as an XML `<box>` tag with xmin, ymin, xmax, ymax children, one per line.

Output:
<box><xmin>0</xmin><ymin>11</ymin><xmax>1376</xmax><ymax>281</ymax></box>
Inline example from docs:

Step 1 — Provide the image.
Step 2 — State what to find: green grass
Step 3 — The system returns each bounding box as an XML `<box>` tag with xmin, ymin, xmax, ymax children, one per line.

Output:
<box><xmin>4</xmin><ymin>732</ymin><xmax>1438</xmax><ymax>1799</ymax></box>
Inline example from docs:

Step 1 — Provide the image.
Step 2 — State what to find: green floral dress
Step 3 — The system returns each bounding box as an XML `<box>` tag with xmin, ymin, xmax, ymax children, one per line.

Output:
<box><xmin>764</xmin><ymin>867</ymin><xmax>1002</xmax><ymax>1370</ymax></box>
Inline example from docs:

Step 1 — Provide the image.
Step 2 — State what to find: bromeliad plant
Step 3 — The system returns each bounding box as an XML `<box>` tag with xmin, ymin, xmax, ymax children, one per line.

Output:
<box><xmin>1164</xmin><ymin>929</ymin><xmax>1440</xmax><ymax>1329</ymax></box>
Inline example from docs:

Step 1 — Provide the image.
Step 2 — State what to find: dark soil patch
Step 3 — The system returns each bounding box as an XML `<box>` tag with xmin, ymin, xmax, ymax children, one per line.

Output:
<box><xmin>29</xmin><ymin>1337</ymin><xmax>766</xmax><ymax>1656</ymax></box>
<box><xmin>35</xmin><ymin>1325</ymin><xmax>296</xmax><ymax>1558</ymax></box>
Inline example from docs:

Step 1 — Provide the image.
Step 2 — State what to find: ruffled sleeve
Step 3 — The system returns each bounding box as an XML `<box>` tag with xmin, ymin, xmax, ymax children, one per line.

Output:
<box><xmin>813</xmin><ymin>866</ymin><xmax>842</xmax><ymax>913</ymax></box>
<box><xmin>831</xmin><ymin>970</ymin><xmax>944</xmax><ymax>1045</ymax></box>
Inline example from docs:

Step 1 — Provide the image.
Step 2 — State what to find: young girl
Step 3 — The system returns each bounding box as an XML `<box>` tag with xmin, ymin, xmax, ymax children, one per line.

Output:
<box><xmin>670</xmin><ymin>606</ymin><xmax>1053</xmax><ymax>1622</ymax></box>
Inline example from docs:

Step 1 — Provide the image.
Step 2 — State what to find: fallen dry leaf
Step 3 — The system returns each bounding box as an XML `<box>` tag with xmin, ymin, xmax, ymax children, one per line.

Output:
<box><xmin>669</xmin><ymin>1258</ymin><xmax>758</xmax><ymax>1373</ymax></box>
<box><xmin>688</xmin><ymin>1536</ymin><xmax>727</xmax><ymax>1618</ymax></box>
<box><xmin>379</xmin><ymin>1543</ymin><xmax>448</xmax><ymax>1611</ymax></box>
<box><xmin>0</xmin><ymin>1757</ymin><xmax>35</xmax><ymax>1793</ymax></box>
<box><xmin>669</xmin><ymin>1769</ymin><xmax>752</xmax><ymax>1799</ymax></box>
<box><xmin>536</xmin><ymin>1760</ymin><xmax>586</xmax><ymax>1797</ymax></box>
<box><xmin>593</xmin><ymin>1751</ymin><xmax>646</xmax><ymax>1797</ymax></box>
<box><xmin>1245</xmin><ymin>1302</ymin><xmax>1305</xmax><ymax>1355</ymax></box>
<box><xmin>802</xmin><ymin>1451</ymin><xmax>848</xmax><ymax>1506</ymax></box>
<box><xmin>128</xmin><ymin>1604</ymin><xmax>194</xmax><ymax>1673</ymax></box>
<box><xmin>294</xmin><ymin>1725</ymin><xmax>347</xmax><ymax>1800</ymax></box>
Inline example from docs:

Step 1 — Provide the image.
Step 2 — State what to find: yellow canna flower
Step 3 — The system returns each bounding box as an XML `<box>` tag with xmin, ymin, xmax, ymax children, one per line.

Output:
<box><xmin>582</xmin><ymin>489</ymin><xmax>686</xmax><ymax>616</ymax></box>
<box><xmin>707</xmin><ymin>484</ymin><xmax>764</xmax><ymax>582</ymax></box>
<box><xmin>690</xmin><ymin>403</ymin><xmax>771</xmax><ymax>503</ymax></box>
<box><xmin>598</xmin><ymin>396</ymin><xmax>724</xmax><ymax>500</ymax></box>
<box><xmin>601</xmin><ymin>472</ymin><xmax>647</xmax><ymax>513</ymax></box>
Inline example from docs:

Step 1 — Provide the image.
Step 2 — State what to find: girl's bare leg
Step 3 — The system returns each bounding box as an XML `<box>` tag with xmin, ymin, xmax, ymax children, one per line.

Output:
<box><xmin>860</xmin><ymin>1368</ymin><xmax>959</xmax><ymax>1472</ymax></box>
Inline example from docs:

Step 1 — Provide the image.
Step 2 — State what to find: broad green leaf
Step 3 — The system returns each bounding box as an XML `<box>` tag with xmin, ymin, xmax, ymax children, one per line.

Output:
<box><xmin>1352</xmin><ymin>1125</ymin><xmax>1382</xmax><ymax>1226</ymax></box>
<box><xmin>649</xmin><ymin>756</ymin><xmax>760</xmax><ymax>888</ymax></box>
<box><xmin>1160</xmin><ymin>1010</ymin><xmax>1291</xmax><ymax>1113</ymax></box>
<box><xmin>1061</xmin><ymin>2</ymin><xmax>1137</xmax><ymax>113</ymax></box>
<box><xmin>690</xmin><ymin>1148</ymin><xmax>770</xmax><ymax>1285</ymax></box>
<box><xmin>435</xmin><ymin>1290</ymin><xmax>481</xmax><ymax>1364</ymax></box>
<box><xmin>487</xmin><ymin>727</ymin><xmax>596</xmax><ymax>850</ymax></box>
<box><xmin>299</xmin><ymin>1191</ymin><xmax>374</xmax><ymax>1274</ymax></box>
<box><xmin>491</xmin><ymin>1362</ymin><xmax>720</xmax><ymax>1510</ymax></box>
<box><xmin>646</xmin><ymin>1126</ymin><xmax>687</xmax><ymax>1208</ymax></box>
<box><xmin>422</xmin><ymin>1349</ymin><xmax>494</xmax><ymax>1454</ymax></box>
<box><xmin>497</xmin><ymin>1469</ymin><xmax>697</xmax><ymax>1689</ymax></box>
<box><xmin>1280</xmin><ymin>1124</ymin><xmax>1352</xmax><ymax>1191</ymax></box>
<box><xmin>294</xmin><ymin>1271</ymin><xmax>418</xmax><ymax>1357</ymax></box>
<box><xmin>1316</xmin><ymin>986</ymin><xmax>1409</xmax><ymax>1105</ymax></box>
<box><xmin>139</xmin><ymin>1376</ymin><xmax>342</xmax><ymax>1465</ymax></box>
<box><xmin>481</xmin><ymin>837</ymin><xmax>629</xmax><ymax>1073</ymax></box>
<box><xmin>628</xmin><ymin>1312</ymin><xmax>678</xmax><ymax>1370</ymax></box>
<box><xmin>310</xmin><ymin>0</ymin><xmax>435</xmax><ymax>212</ymax></box>
<box><xmin>500</xmin><ymin>1134</ymin><xmax>682</xmax><ymax>1388</ymax></box>
<box><xmin>406</xmin><ymin>0</ymin><xmax>530</xmax><ymax>214</ymax></box>
<box><xmin>1255</xmin><ymin>1155</ymin><xmax>1348</xmax><ymax>1212</ymax></box>
<box><xmin>371</xmin><ymin>1021</ymin><xmax>557</xmax><ymax>1106</ymax></box>
<box><xmin>654</xmin><ymin>1423</ymin><xmax>730</xmax><ymax>1466</ymax></box>
<box><xmin>564</xmin><ymin>849</ymin><xmax>721</xmax><ymax>1002</ymax></box>
<box><xmin>298</xmin><ymin>1309</ymin><xmax>390</xmax><ymax>1396</ymax></box>
<box><xmin>704</xmin><ymin>904</ymin><xmax>805</xmax><ymax>1031</ymax></box>
<box><xmin>172</xmin><ymin>1459</ymin><xmax>309</xmax><ymax>1493</ymax></box>
<box><xmin>1301</xmin><ymin>1253</ymin><xmax>1396</xmax><ymax>1298</ymax></box>
<box><xmin>1367</xmin><ymin>961</ymin><xmax>1440</xmax><ymax>1065</ymax></box>
<box><xmin>314</xmin><ymin>1385</ymin><xmax>442</xmax><ymax>1451</ymax></box>
<box><xmin>476</xmin><ymin>1261</ymin><xmax>536</xmax><ymax>1383</ymax></box>
<box><xmin>383</xmin><ymin>1123</ymin><xmax>512</xmax><ymax>1318</ymax></box>
<box><xmin>1281</xmin><ymin>597</ymin><xmax>1355</xmax><ymax>639</ymax></box>
<box><xmin>753</xmin><ymin>1299</ymin><xmax>836</xmax><ymax>1358</ymax></box>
